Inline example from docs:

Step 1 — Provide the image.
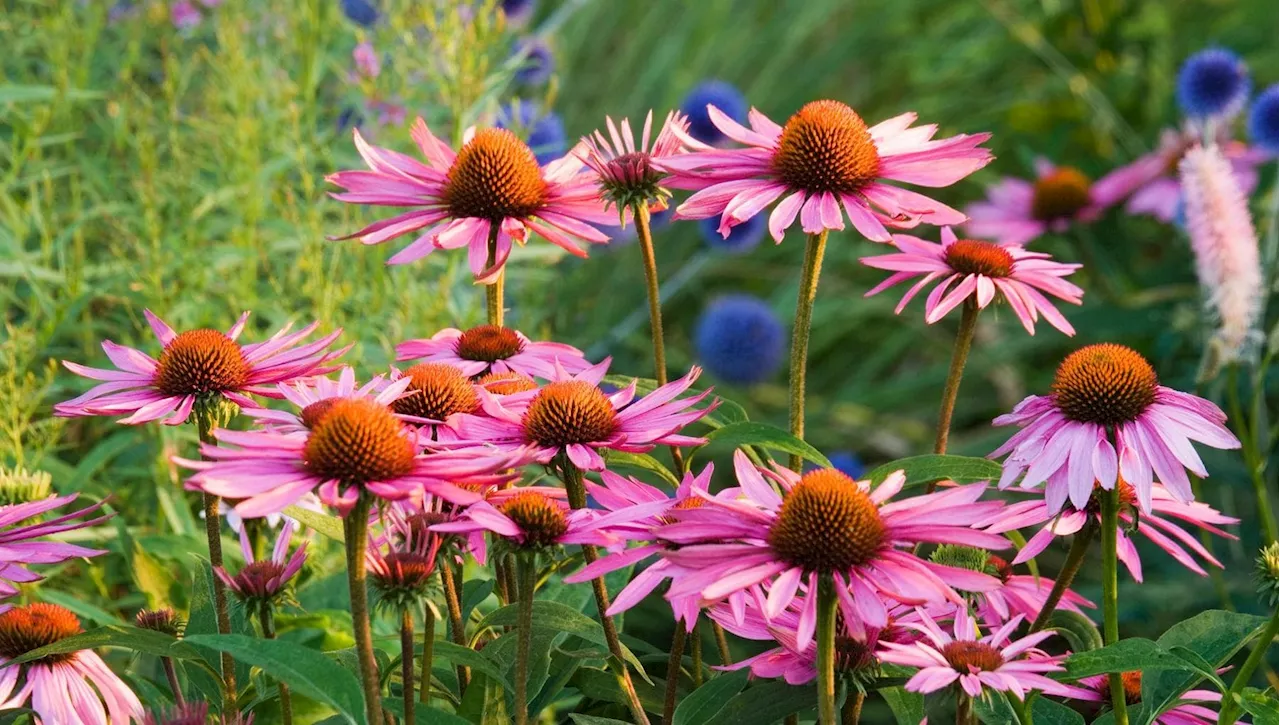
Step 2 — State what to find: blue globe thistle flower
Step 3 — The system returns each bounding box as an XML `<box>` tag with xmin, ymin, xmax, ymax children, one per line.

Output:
<box><xmin>513</xmin><ymin>37</ymin><xmax>554</xmax><ymax>86</ymax></box>
<box><xmin>340</xmin><ymin>0</ymin><xmax>379</xmax><ymax>27</ymax></box>
<box><xmin>501</xmin><ymin>0</ymin><xmax>537</xmax><ymax>25</ymax></box>
<box><xmin>699</xmin><ymin>213</ymin><xmax>765</xmax><ymax>255</ymax></box>
<box><xmin>496</xmin><ymin>100</ymin><xmax>566</xmax><ymax>164</ymax></box>
<box><xmin>680</xmin><ymin>80</ymin><xmax>747</xmax><ymax>145</ymax></box>
<box><xmin>1249</xmin><ymin>85</ymin><xmax>1279</xmax><ymax>154</ymax></box>
<box><xmin>828</xmin><ymin>451</ymin><xmax>865</xmax><ymax>479</ymax></box>
<box><xmin>1176</xmin><ymin>48</ymin><xmax>1250</xmax><ymax>118</ymax></box>
<box><xmin>694</xmin><ymin>295</ymin><xmax>785</xmax><ymax>386</ymax></box>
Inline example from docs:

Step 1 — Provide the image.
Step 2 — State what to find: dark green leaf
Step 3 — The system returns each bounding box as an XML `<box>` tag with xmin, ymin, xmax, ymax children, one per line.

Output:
<box><xmin>568</xmin><ymin>667</ymin><xmax>666</xmax><ymax>714</ymax></box>
<box><xmin>568</xmin><ymin>716</ymin><xmax>633</xmax><ymax>725</ymax></box>
<box><xmin>430</xmin><ymin>641</ymin><xmax>514</xmax><ymax>691</ymax></box>
<box><xmin>866</xmin><ymin>454</ymin><xmax>1001</xmax><ymax>488</ymax></box>
<box><xmin>477</xmin><ymin>600</ymin><xmax>646</xmax><ymax>677</ymax></box>
<box><xmin>699</xmin><ymin>421</ymin><xmax>831</xmax><ymax>467</ymax></box>
<box><xmin>185</xmin><ymin>634</ymin><xmax>367</xmax><ymax>725</ymax></box>
<box><xmin>186</xmin><ymin>558</ymin><xmax>252</xmax><ymax>692</ymax></box>
<box><xmin>601</xmin><ymin>450</ymin><xmax>680</xmax><ymax>487</ymax></box>
<box><xmin>1142</xmin><ymin>610</ymin><xmax>1269</xmax><ymax>725</ymax></box>
<box><xmin>1047</xmin><ymin>610</ymin><xmax>1104</xmax><ymax>653</ymax></box>
<box><xmin>673</xmin><ymin>669</ymin><xmax>749</xmax><ymax>725</ymax></box>
<box><xmin>381</xmin><ymin>697</ymin><xmax>471</xmax><ymax>724</ymax></box>
<box><xmin>973</xmin><ymin>691</ymin><xmax>1019</xmax><ymax>723</ymax></box>
<box><xmin>1060</xmin><ymin>639</ymin><xmax>1193</xmax><ymax>679</ymax></box>
<box><xmin>1031</xmin><ymin>696</ymin><xmax>1085</xmax><ymax>725</ymax></box>
<box><xmin>1238</xmin><ymin>688</ymin><xmax>1279</xmax><ymax>725</ymax></box>
<box><xmin>5</xmin><ymin>625</ymin><xmax>205</xmax><ymax>666</ymax></box>
<box><xmin>878</xmin><ymin>685</ymin><xmax>924</xmax><ymax>725</ymax></box>
<box><xmin>703</xmin><ymin>681</ymin><xmax>818</xmax><ymax>725</ymax></box>
<box><xmin>461</xmin><ymin>579</ymin><xmax>494</xmax><ymax>629</ymax></box>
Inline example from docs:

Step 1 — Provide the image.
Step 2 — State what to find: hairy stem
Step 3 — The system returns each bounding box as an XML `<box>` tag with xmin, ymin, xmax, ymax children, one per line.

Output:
<box><xmin>932</xmin><ymin>301</ymin><xmax>980</xmax><ymax>462</ymax></box>
<box><xmin>1101</xmin><ymin>485</ymin><xmax>1129</xmax><ymax>725</ymax></box>
<box><xmin>439</xmin><ymin>558</ymin><xmax>470</xmax><ymax>694</ymax></box>
<box><xmin>711</xmin><ymin>622</ymin><xmax>732</xmax><ymax>667</ymax></box>
<box><xmin>400</xmin><ymin>609</ymin><xmax>416</xmax><ymax>725</ymax></box>
<box><xmin>259</xmin><ymin>607</ymin><xmax>293</xmax><ymax>725</ymax></box>
<box><xmin>815</xmin><ymin>575</ymin><xmax>838</xmax><ymax>724</ymax></box>
<box><xmin>1217</xmin><ymin>611</ymin><xmax>1278</xmax><ymax>725</ymax></box>
<box><xmin>1029</xmin><ymin>526</ymin><xmax>1094</xmax><ymax>632</ymax></box>
<box><xmin>162</xmin><ymin>657</ymin><xmax>185</xmax><ymax>707</ymax></box>
<box><xmin>485</xmin><ymin>225</ymin><xmax>505</xmax><ymax>327</ymax></box>
<box><xmin>420</xmin><ymin>600</ymin><xmax>435</xmax><ymax>705</ymax></box>
<box><xmin>842</xmin><ymin>690</ymin><xmax>865</xmax><ymax>724</ymax></box>
<box><xmin>662</xmin><ymin>625</ymin><xmax>687</xmax><ymax>725</ymax></box>
<box><xmin>633</xmin><ymin>202</ymin><xmax>685</xmax><ymax>473</ymax></box>
<box><xmin>787</xmin><ymin>230</ymin><xmax>829</xmax><ymax>472</ymax></box>
<box><xmin>196</xmin><ymin>421</ymin><xmax>237</xmax><ymax>712</ymax></box>
<box><xmin>690</xmin><ymin>620</ymin><xmax>703</xmax><ymax>688</ymax></box>
<box><xmin>344</xmin><ymin>497</ymin><xmax>383</xmax><ymax>725</ymax></box>
<box><xmin>514</xmin><ymin>555</ymin><xmax>537</xmax><ymax>725</ymax></box>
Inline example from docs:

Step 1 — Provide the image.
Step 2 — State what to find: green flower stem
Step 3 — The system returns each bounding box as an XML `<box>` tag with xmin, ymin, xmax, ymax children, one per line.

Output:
<box><xmin>1100</xmin><ymin>485</ymin><xmax>1129</xmax><ymax>725</ymax></box>
<box><xmin>420</xmin><ymin>600</ymin><xmax>436</xmax><ymax>706</ymax></box>
<box><xmin>1217</xmin><ymin>610</ymin><xmax>1278</xmax><ymax>725</ymax></box>
<box><xmin>161</xmin><ymin>656</ymin><xmax>185</xmax><ymax>707</ymax></box>
<box><xmin>931</xmin><ymin>301</ymin><xmax>980</xmax><ymax>466</ymax></box>
<box><xmin>787</xmin><ymin>230</ymin><xmax>829</xmax><ymax>472</ymax></box>
<box><xmin>439</xmin><ymin>559</ymin><xmax>470</xmax><ymax>694</ymax></box>
<box><xmin>1225</xmin><ymin>364</ymin><xmax>1276</xmax><ymax>543</ymax></box>
<box><xmin>485</xmin><ymin>225</ymin><xmax>505</xmax><ymax>327</ymax></box>
<box><xmin>560</xmin><ymin>458</ymin><xmax>652</xmax><ymax>725</ymax></box>
<box><xmin>1029</xmin><ymin>525</ymin><xmax>1095</xmax><ymax>633</ymax></box>
<box><xmin>400</xmin><ymin>608</ymin><xmax>416</xmax><ymax>725</ymax></box>
<box><xmin>260</xmin><ymin>607</ymin><xmax>293</xmax><ymax>725</ymax></box>
<box><xmin>690</xmin><ymin>620</ymin><xmax>703</xmax><ymax>688</ymax></box>
<box><xmin>632</xmin><ymin>201</ymin><xmax>684</xmax><ymax>473</ymax></box>
<box><xmin>711</xmin><ymin>622</ymin><xmax>732</xmax><ymax>667</ymax></box>
<box><xmin>842</xmin><ymin>690</ymin><xmax>865</xmax><ymax>724</ymax></box>
<box><xmin>196</xmin><ymin>421</ymin><xmax>237</xmax><ymax>712</ymax></box>
<box><xmin>514</xmin><ymin>554</ymin><xmax>537</xmax><ymax>725</ymax></box>
<box><xmin>661</xmin><ymin>625</ymin><xmax>687</xmax><ymax>725</ymax></box>
<box><xmin>343</xmin><ymin>496</ymin><xmax>383</xmax><ymax>725</ymax></box>
<box><xmin>815</xmin><ymin>575</ymin><xmax>838</xmax><ymax>724</ymax></box>
<box><xmin>956</xmin><ymin>694</ymin><xmax>974</xmax><ymax>725</ymax></box>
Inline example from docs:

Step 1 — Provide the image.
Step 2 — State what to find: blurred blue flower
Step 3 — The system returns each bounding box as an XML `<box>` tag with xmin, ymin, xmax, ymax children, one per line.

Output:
<box><xmin>497</xmin><ymin>100</ymin><xmax>566</xmax><ymax>164</ymax></box>
<box><xmin>1249</xmin><ymin>85</ymin><xmax>1279</xmax><ymax>154</ymax></box>
<box><xmin>680</xmin><ymin>80</ymin><xmax>747</xmax><ymax>145</ymax></box>
<box><xmin>699</xmin><ymin>214</ymin><xmax>765</xmax><ymax>254</ymax></box>
<box><xmin>1176</xmin><ymin>48</ymin><xmax>1250</xmax><ymax>118</ymax></box>
<box><xmin>341</xmin><ymin>0</ymin><xmax>379</xmax><ymax>27</ymax></box>
<box><xmin>694</xmin><ymin>295</ymin><xmax>785</xmax><ymax>386</ymax></box>
<box><xmin>828</xmin><ymin>451</ymin><xmax>865</xmax><ymax>479</ymax></box>
<box><xmin>513</xmin><ymin>37</ymin><xmax>554</xmax><ymax>86</ymax></box>
<box><xmin>502</xmin><ymin>0</ymin><xmax>536</xmax><ymax>25</ymax></box>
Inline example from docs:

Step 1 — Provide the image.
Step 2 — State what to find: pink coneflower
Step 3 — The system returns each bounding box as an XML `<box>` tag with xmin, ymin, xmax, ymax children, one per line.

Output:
<box><xmin>352</xmin><ymin>41</ymin><xmax>381</xmax><ymax>79</ymax></box>
<box><xmin>1180</xmin><ymin>143</ymin><xmax>1264</xmax><ymax>366</ymax></box>
<box><xmin>0</xmin><ymin>603</ymin><xmax>144</xmax><ymax>723</ymax></box>
<box><xmin>387</xmin><ymin>362</ymin><xmax>483</xmax><ymax>441</ymax></box>
<box><xmin>562</xmin><ymin>465</ymin><xmax>715</xmax><ymax>627</ymax></box>
<box><xmin>326</xmin><ymin>118</ymin><xmax>615</xmax><ymax>282</ymax></box>
<box><xmin>396</xmin><ymin>324</ymin><xmax>592</xmax><ymax>380</ymax></box>
<box><xmin>216</xmin><ymin>520</ymin><xmax>307</xmax><ymax>614</ymax></box>
<box><xmin>1076</xmin><ymin>672</ymin><xmax>1241</xmax><ymax>725</ymax></box>
<box><xmin>367</xmin><ymin>507</ymin><xmax>442</xmax><ymax>611</ymax></box>
<box><xmin>244</xmin><ymin>366</ymin><xmax>411</xmax><ymax>435</ymax></box>
<box><xmin>453</xmin><ymin>359</ymin><xmax>713</xmax><ymax>471</ymax></box>
<box><xmin>179</xmin><ymin>397</ymin><xmax>526</xmax><ymax>517</ymax></box>
<box><xmin>658</xmin><ymin>451</ymin><xmax>1007</xmax><ymax>651</ymax></box>
<box><xmin>431</xmin><ymin>489</ymin><xmax>610</xmax><ymax>560</ymax></box>
<box><xmin>578</xmin><ymin>111</ymin><xmax>691</xmax><ymax>216</ymax></box>
<box><xmin>1093</xmin><ymin>128</ymin><xmax>1263</xmax><ymax>223</ymax></box>
<box><xmin>144</xmin><ymin>701</ymin><xmax>255</xmax><ymax>725</ymax></box>
<box><xmin>861</xmin><ymin>226</ymin><xmax>1082</xmax><ymax>335</ymax></box>
<box><xmin>982</xmin><ymin>480</ymin><xmax>1238</xmax><ymax>582</ymax></box>
<box><xmin>0</xmin><ymin>494</ymin><xmax>111</xmax><ymax>598</ymax></box>
<box><xmin>965</xmin><ymin>159</ymin><xmax>1126</xmax><ymax>246</ymax></box>
<box><xmin>409</xmin><ymin>485</ymin><xmax>568</xmax><ymax>565</ymax></box>
<box><xmin>658</xmin><ymin>100</ymin><xmax>992</xmax><ymax>242</ymax></box>
<box><xmin>970</xmin><ymin>554</ymin><xmax>1094</xmax><ymax>627</ymax></box>
<box><xmin>878</xmin><ymin>606</ymin><xmax>1086</xmax><ymax>700</ymax></box>
<box><xmin>55</xmin><ymin>310</ymin><xmax>346</xmax><ymax>426</ymax></box>
<box><xmin>990</xmin><ymin>343</ymin><xmax>1241</xmax><ymax>513</ymax></box>
<box><xmin>171</xmin><ymin>0</ymin><xmax>202</xmax><ymax>30</ymax></box>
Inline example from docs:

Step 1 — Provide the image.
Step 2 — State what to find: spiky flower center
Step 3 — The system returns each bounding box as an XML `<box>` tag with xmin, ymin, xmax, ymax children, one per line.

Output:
<box><xmin>835</xmin><ymin>633</ymin><xmax>879</xmax><ymax>674</ymax></box>
<box><xmin>135</xmin><ymin>608</ymin><xmax>182</xmax><ymax>637</ymax></box>
<box><xmin>767</xmin><ymin>469</ymin><xmax>886</xmax><ymax>572</ymax></box>
<box><xmin>930</xmin><ymin>544</ymin><xmax>995</xmax><ymax>574</ymax></box>
<box><xmin>498</xmin><ymin>491</ymin><xmax>568</xmax><ymax>547</ymax></box>
<box><xmin>456</xmin><ymin>325</ymin><xmax>526</xmax><ymax>362</ymax></box>
<box><xmin>1051</xmin><ymin>344</ymin><xmax>1158</xmax><ymax>425</ymax></box>
<box><xmin>659</xmin><ymin>496</ymin><xmax>706</xmax><ymax>525</ymax></box>
<box><xmin>372</xmin><ymin>551</ymin><xmax>437</xmax><ymax>592</ymax></box>
<box><xmin>300</xmin><ymin>398</ymin><xmax>341</xmax><ymax>429</ymax></box>
<box><xmin>771</xmin><ymin>100</ymin><xmax>880</xmax><ymax>194</ymax></box>
<box><xmin>944</xmin><ymin>239</ymin><xmax>1015</xmax><ymax>278</ymax></box>
<box><xmin>1120</xmin><ymin>671</ymin><xmax>1143</xmax><ymax>704</ymax></box>
<box><xmin>392</xmin><ymin>363</ymin><xmax>480</xmax><ymax>421</ymax></box>
<box><xmin>480</xmin><ymin>371</ymin><xmax>539</xmax><ymax>395</ymax></box>
<box><xmin>601</xmin><ymin>151</ymin><xmax>665</xmax><ymax>201</ymax></box>
<box><xmin>941</xmin><ymin>640</ymin><xmax>1004</xmax><ymax>673</ymax></box>
<box><xmin>144</xmin><ymin>702</ymin><xmax>211</xmax><ymax>725</ymax></box>
<box><xmin>1031</xmin><ymin>167</ymin><xmax>1092</xmax><ymax>221</ymax></box>
<box><xmin>0</xmin><ymin>603</ymin><xmax>82</xmax><ymax>662</ymax></box>
<box><xmin>443</xmin><ymin>128</ymin><xmax>546</xmax><ymax>221</ymax></box>
<box><xmin>987</xmin><ymin>555</ymin><xmax>1013</xmax><ymax>584</ymax></box>
<box><xmin>1086</xmin><ymin>479</ymin><xmax>1138</xmax><ymax>516</ymax></box>
<box><xmin>154</xmin><ymin>329</ymin><xmax>249</xmax><ymax>396</ymax></box>
<box><xmin>304</xmin><ymin>398</ymin><xmax>416</xmax><ymax>485</ymax></box>
<box><xmin>233</xmin><ymin>560</ymin><xmax>289</xmax><ymax>599</ymax></box>
<box><xmin>522</xmin><ymin>380</ymin><xmax>618</xmax><ymax>447</ymax></box>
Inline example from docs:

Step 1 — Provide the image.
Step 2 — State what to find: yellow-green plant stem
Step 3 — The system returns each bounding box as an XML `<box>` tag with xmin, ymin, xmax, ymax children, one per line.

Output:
<box><xmin>632</xmin><ymin>202</ymin><xmax>684</xmax><ymax>473</ymax></box>
<box><xmin>956</xmin><ymin>694</ymin><xmax>974</xmax><ymax>725</ymax></box>
<box><xmin>932</xmin><ymin>302</ymin><xmax>980</xmax><ymax>462</ymax></box>
<box><xmin>690</xmin><ymin>621</ymin><xmax>703</xmax><ymax>688</ymax></box>
<box><xmin>1217</xmin><ymin>611</ymin><xmax>1279</xmax><ymax>725</ymax></box>
<box><xmin>440</xmin><ymin>559</ymin><xmax>470</xmax><ymax>694</ymax></box>
<box><xmin>711</xmin><ymin>622</ymin><xmax>732</xmax><ymax>667</ymax></box>
<box><xmin>1100</xmin><ymin>485</ymin><xmax>1129</xmax><ymax>725</ymax></box>
<box><xmin>815</xmin><ymin>575</ymin><xmax>838</xmax><ymax>724</ymax></box>
<box><xmin>661</xmin><ymin>625</ymin><xmax>687</xmax><ymax>725</ymax></box>
<box><xmin>196</xmin><ymin>421</ymin><xmax>237</xmax><ymax>712</ymax></box>
<box><xmin>787</xmin><ymin>230</ymin><xmax>829</xmax><ymax>472</ymax></box>
<box><xmin>1225</xmin><ymin>365</ymin><xmax>1276</xmax><ymax>543</ymax></box>
<box><xmin>485</xmin><ymin>226</ymin><xmax>505</xmax><ymax>327</ymax></box>
<box><xmin>420</xmin><ymin>600</ymin><xmax>435</xmax><ymax>706</ymax></box>
<box><xmin>260</xmin><ymin>607</ymin><xmax>293</xmax><ymax>725</ymax></box>
<box><xmin>161</xmin><ymin>656</ymin><xmax>185</xmax><ymax>707</ymax></box>
<box><xmin>1029</xmin><ymin>527</ymin><xmax>1094</xmax><ymax>633</ymax></box>
<box><xmin>514</xmin><ymin>554</ymin><xmax>537</xmax><ymax>725</ymax></box>
<box><xmin>843</xmin><ymin>690</ymin><xmax>865</xmax><ymax>724</ymax></box>
<box><xmin>400</xmin><ymin>609</ymin><xmax>416</xmax><ymax>725</ymax></box>
<box><xmin>343</xmin><ymin>496</ymin><xmax>383</xmax><ymax>725</ymax></box>
<box><xmin>559</xmin><ymin>459</ymin><xmax>652</xmax><ymax>725</ymax></box>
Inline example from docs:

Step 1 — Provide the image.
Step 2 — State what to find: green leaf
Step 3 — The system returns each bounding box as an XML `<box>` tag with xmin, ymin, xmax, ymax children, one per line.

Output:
<box><xmin>602</xmin><ymin>450</ymin><xmax>680</xmax><ymax>487</ymax></box>
<box><xmin>698</xmin><ymin>421</ymin><xmax>831</xmax><ymax>467</ymax></box>
<box><xmin>5</xmin><ymin>625</ymin><xmax>205</xmax><ymax>666</ymax></box>
<box><xmin>1061</xmin><ymin>639</ymin><xmax>1194</xmax><ymax>679</ymax></box>
<box><xmin>381</xmin><ymin>697</ymin><xmax>471</xmax><ymax>724</ymax></box>
<box><xmin>0</xmin><ymin>84</ymin><xmax>105</xmax><ymax>103</ymax></box>
<box><xmin>430</xmin><ymin>641</ymin><xmax>514</xmax><ymax>692</ymax></box>
<box><xmin>568</xmin><ymin>716</ymin><xmax>633</xmax><ymax>725</ymax></box>
<box><xmin>477</xmin><ymin>600</ymin><xmax>646</xmax><ymax>678</ymax></box>
<box><xmin>1142</xmin><ymin>610</ymin><xmax>1269</xmax><ymax>725</ymax></box>
<box><xmin>703</xmin><ymin>681</ymin><xmax>818</xmax><ymax>725</ymax></box>
<box><xmin>186</xmin><ymin>558</ymin><xmax>252</xmax><ymax>692</ymax></box>
<box><xmin>673</xmin><ymin>669</ymin><xmax>750</xmax><ymax>725</ymax></box>
<box><xmin>1047</xmin><ymin>610</ymin><xmax>1104</xmax><ymax>653</ymax></box>
<box><xmin>865</xmin><ymin>454</ymin><xmax>1002</xmax><ymax>488</ymax></box>
<box><xmin>285</xmin><ymin>504</ymin><xmax>345</xmax><ymax>541</ymax></box>
<box><xmin>878</xmin><ymin>685</ymin><xmax>924</xmax><ymax>725</ymax></box>
<box><xmin>185</xmin><ymin>634</ymin><xmax>367</xmax><ymax>725</ymax></box>
<box><xmin>1238</xmin><ymin>688</ymin><xmax>1279</xmax><ymax>725</ymax></box>
<box><xmin>1031</xmin><ymin>696</ymin><xmax>1085</xmax><ymax>725</ymax></box>
<box><xmin>568</xmin><ymin>667</ymin><xmax>666</xmax><ymax>714</ymax></box>
<box><xmin>973</xmin><ymin>691</ymin><xmax>1019</xmax><ymax>723</ymax></box>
